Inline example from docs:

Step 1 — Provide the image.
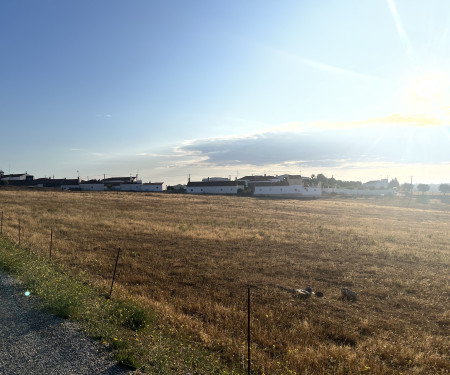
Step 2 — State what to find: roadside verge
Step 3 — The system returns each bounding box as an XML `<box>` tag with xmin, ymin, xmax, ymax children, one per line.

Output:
<box><xmin>0</xmin><ymin>236</ymin><xmax>238</xmax><ymax>374</ymax></box>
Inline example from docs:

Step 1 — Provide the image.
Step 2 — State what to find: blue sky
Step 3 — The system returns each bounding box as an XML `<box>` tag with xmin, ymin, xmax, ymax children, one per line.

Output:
<box><xmin>1</xmin><ymin>0</ymin><xmax>450</xmax><ymax>184</ymax></box>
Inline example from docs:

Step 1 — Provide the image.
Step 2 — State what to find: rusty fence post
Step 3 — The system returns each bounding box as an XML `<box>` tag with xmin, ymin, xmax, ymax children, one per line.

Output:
<box><xmin>248</xmin><ymin>287</ymin><xmax>251</xmax><ymax>375</ymax></box>
<box><xmin>49</xmin><ymin>229</ymin><xmax>53</xmax><ymax>259</ymax></box>
<box><xmin>109</xmin><ymin>248</ymin><xmax>121</xmax><ymax>298</ymax></box>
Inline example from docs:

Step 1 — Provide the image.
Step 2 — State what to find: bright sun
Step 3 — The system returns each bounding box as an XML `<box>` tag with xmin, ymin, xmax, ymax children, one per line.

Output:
<box><xmin>403</xmin><ymin>69</ymin><xmax>450</xmax><ymax>123</ymax></box>
<box><xmin>403</xmin><ymin>68</ymin><xmax>450</xmax><ymax>119</ymax></box>
<box><xmin>409</xmin><ymin>69</ymin><xmax>449</xmax><ymax>101</ymax></box>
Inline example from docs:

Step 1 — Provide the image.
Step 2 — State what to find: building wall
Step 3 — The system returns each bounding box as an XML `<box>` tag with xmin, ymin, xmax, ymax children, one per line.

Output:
<box><xmin>1</xmin><ymin>174</ymin><xmax>32</xmax><ymax>181</ymax></box>
<box><xmin>119</xmin><ymin>183</ymin><xmax>142</xmax><ymax>191</ymax></box>
<box><xmin>61</xmin><ymin>184</ymin><xmax>80</xmax><ymax>190</ymax></box>
<box><xmin>186</xmin><ymin>185</ymin><xmax>241</xmax><ymax>194</ymax></box>
<box><xmin>363</xmin><ymin>179</ymin><xmax>389</xmax><ymax>189</ymax></box>
<box><xmin>239</xmin><ymin>178</ymin><xmax>280</xmax><ymax>188</ymax></box>
<box><xmin>119</xmin><ymin>183</ymin><xmax>166</xmax><ymax>192</ymax></box>
<box><xmin>141</xmin><ymin>183</ymin><xmax>166</xmax><ymax>192</ymax></box>
<box><xmin>80</xmin><ymin>184</ymin><xmax>105</xmax><ymax>191</ymax></box>
<box><xmin>202</xmin><ymin>177</ymin><xmax>230</xmax><ymax>182</ymax></box>
<box><xmin>253</xmin><ymin>185</ymin><xmax>322</xmax><ymax>197</ymax></box>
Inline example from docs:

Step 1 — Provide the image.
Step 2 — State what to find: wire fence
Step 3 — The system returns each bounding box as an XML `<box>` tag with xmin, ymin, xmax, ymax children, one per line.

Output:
<box><xmin>0</xmin><ymin>208</ymin><xmax>258</xmax><ymax>374</ymax></box>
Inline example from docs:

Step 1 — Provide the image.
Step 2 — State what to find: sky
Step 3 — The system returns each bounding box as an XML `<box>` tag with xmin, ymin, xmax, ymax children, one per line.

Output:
<box><xmin>1</xmin><ymin>0</ymin><xmax>450</xmax><ymax>185</ymax></box>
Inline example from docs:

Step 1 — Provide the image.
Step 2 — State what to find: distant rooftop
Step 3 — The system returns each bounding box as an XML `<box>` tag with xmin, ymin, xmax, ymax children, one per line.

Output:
<box><xmin>187</xmin><ymin>181</ymin><xmax>244</xmax><ymax>187</ymax></box>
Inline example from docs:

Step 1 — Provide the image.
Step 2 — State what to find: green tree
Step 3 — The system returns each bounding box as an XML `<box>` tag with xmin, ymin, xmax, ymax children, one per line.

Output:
<box><xmin>388</xmin><ymin>178</ymin><xmax>399</xmax><ymax>189</ymax></box>
<box><xmin>417</xmin><ymin>184</ymin><xmax>430</xmax><ymax>195</ymax></box>
<box><xmin>439</xmin><ymin>183</ymin><xmax>450</xmax><ymax>195</ymax></box>
<box><xmin>316</xmin><ymin>173</ymin><xmax>328</xmax><ymax>186</ymax></box>
<box><xmin>401</xmin><ymin>183</ymin><xmax>412</xmax><ymax>191</ymax></box>
<box><xmin>328</xmin><ymin>176</ymin><xmax>336</xmax><ymax>187</ymax></box>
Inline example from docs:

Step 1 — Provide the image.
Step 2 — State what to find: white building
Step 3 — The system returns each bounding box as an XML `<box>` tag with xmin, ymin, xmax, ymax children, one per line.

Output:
<box><xmin>141</xmin><ymin>182</ymin><xmax>166</xmax><ymax>192</ymax></box>
<box><xmin>201</xmin><ymin>177</ymin><xmax>230</xmax><ymax>182</ymax></box>
<box><xmin>119</xmin><ymin>182</ymin><xmax>166</xmax><ymax>192</ymax></box>
<box><xmin>1</xmin><ymin>173</ymin><xmax>33</xmax><ymax>181</ymax></box>
<box><xmin>237</xmin><ymin>175</ymin><xmax>281</xmax><ymax>188</ymax></box>
<box><xmin>186</xmin><ymin>181</ymin><xmax>245</xmax><ymax>194</ymax></box>
<box><xmin>103</xmin><ymin>176</ymin><xmax>137</xmax><ymax>184</ymax></box>
<box><xmin>362</xmin><ymin>179</ymin><xmax>389</xmax><ymax>189</ymax></box>
<box><xmin>278</xmin><ymin>174</ymin><xmax>310</xmax><ymax>186</ymax></box>
<box><xmin>253</xmin><ymin>182</ymin><xmax>322</xmax><ymax>197</ymax></box>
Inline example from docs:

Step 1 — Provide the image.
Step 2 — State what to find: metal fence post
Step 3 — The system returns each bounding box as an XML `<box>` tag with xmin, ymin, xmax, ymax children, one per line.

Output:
<box><xmin>109</xmin><ymin>248</ymin><xmax>121</xmax><ymax>298</ymax></box>
<box><xmin>248</xmin><ymin>287</ymin><xmax>251</xmax><ymax>375</ymax></box>
<box><xmin>50</xmin><ymin>229</ymin><xmax>53</xmax><ymax>259</ymax></box>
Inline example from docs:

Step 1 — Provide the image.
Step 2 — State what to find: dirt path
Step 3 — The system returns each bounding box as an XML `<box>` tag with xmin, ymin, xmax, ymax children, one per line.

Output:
<box><xmin>0</xmin><ymin>270</ymin><xmax>132</xmax><ymax>375</ymax></box>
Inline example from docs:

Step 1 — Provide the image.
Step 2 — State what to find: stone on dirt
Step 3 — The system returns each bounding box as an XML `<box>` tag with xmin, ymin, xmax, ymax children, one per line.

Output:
<box><xmin>341</xmin><ymin>287</ymin><xmax>357</xmax><ymax>301</ymax></box>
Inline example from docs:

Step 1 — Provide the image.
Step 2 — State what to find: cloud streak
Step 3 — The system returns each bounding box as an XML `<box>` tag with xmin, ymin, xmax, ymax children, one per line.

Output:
<box><xmin>264</xmin><ymin>44</ymin><xmax>387</xmax><ymax>82</ymax></box>
<box><xmin>386</xmin><ymin>0</ymin><xmax>414</xmax><ymax>61</ymax></box>
<box><xmin>312</xmin><ymin>112</ymin><xmax>450</xmax><ymax>129</ymax></box>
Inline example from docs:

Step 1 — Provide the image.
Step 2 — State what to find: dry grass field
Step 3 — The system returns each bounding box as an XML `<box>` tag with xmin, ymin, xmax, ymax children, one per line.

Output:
<box><xmin>0</xmin><ymin>188</ymin><xmax>449</xmax><ymax>374</ymax></box>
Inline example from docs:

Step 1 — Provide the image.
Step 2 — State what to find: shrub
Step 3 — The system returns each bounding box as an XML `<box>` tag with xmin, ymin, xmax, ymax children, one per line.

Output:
<box><xmin>109</xmin><ymin>300</ymin><xmax>152</xmax><ymax>331</ymax></box>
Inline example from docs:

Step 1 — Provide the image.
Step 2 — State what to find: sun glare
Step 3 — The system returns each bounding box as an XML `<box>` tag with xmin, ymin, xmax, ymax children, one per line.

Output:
<box><xmin>402</xmin><ymin>68</ymin><xmax>450</xmax><ymax>121</ymax></box>
<box><xmin>409</xmin><ymin>69</ymin><xmax>449</xmax><ymax>101</ymax></box>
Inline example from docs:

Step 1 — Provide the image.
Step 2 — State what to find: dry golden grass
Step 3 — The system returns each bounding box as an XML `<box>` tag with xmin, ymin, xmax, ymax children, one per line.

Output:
<box><xmin>0</xmin><ymin>187</ymin><xmax>449</xmax><ymax>374</ymax></box>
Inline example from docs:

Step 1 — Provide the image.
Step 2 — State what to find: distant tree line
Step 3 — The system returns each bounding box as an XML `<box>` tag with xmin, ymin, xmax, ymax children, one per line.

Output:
<box><xmin>306</xmin><ymin>175</ymin><xmax>450</xmax><ymax>195</ymax></box>
<box><xmin>439</xmin><ymin>183</ymin><xmax>450</xmax><ymax>194</ymax></box>
<box><xmin>307</xmin><ymin>174</ymin><xmax>400</xmax><ymax>189</ymax></box>
<box><xmin>399</xmin><ymin>183</ymin><xmax>450</xmax><ymax>195</ymax></box>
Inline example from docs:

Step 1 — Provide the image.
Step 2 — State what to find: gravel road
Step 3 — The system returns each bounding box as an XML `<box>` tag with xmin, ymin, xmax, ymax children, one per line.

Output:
<box><xmin>0</xmin><ymin>270</ymin><xmax>132</xmax><ymax>375</ymax></box>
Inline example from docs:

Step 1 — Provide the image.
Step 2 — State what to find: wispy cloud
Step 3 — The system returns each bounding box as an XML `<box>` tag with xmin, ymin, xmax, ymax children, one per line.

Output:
<box><xmin>265</xmin><ymin>45</ymin><xmax>386</xmax><ymax>82</ymax></box>
<box><xmin>311</xmin><ymin>112</ymin><xmax>450</xmax><ymax>129</ymax></box>
<box><xmin>386</xmin><ymin>0</ymin><xmax>414</xmax><ymax>61</ymax></box>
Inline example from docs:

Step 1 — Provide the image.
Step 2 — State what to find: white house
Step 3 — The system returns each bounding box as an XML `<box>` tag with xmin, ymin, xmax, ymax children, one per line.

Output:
<box><xmin>201</xmin><ymin>177</ymin><xmax>230</xmax><ymax>182</ymax></box>
<box><xmin>1</xmin><ymin>173</ymin><xmax>33</xmax><ymax>181</ymax></box>
<box><xmin>119</xmin><ymin>182</ymin><xmax>166</xmax><ymax>192</ymax></box>
<box><xmin>186</xmin><ymin>181</ymin><xmax>245</xmax><ymax>194</ymax></box>
<box><xmin>237</xmin><ymin>175</ymin><xmax>281</xmax><ymax>188</ymax></box>
<box><xmin>103</xmin><ymin>176</ymin><xmax>137</xmax><ymax>184</ymax></box>
<box><xmin>362</xmin><ymin>179</ymin><xmax>389</xmax><ymax>189</ymax></box>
